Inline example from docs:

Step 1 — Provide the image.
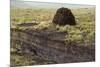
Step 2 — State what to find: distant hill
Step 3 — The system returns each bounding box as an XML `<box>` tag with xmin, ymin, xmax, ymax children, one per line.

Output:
<box><xmin>11</xmin><ymin>0</ymin><xmax>95</xmax><ymax>9</ymax></box>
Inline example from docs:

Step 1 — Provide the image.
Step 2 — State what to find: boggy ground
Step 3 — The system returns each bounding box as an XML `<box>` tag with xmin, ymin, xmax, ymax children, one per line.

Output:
<box><xmin>10</xmin><ymin>28</ymin><xmax>95</xmax><ymax>66</ymax></box>
<box><xmin>10</xmin><ymin>8</ymin><xmax>95</xmax><ymax>66</ymax></box>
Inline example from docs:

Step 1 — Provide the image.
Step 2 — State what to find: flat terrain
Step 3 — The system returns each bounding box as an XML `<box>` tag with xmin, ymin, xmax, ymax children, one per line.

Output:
<box><xmin>10</xmin><ymin>7</ymin><xmax>95</xmax><ymax>66</ymax></box>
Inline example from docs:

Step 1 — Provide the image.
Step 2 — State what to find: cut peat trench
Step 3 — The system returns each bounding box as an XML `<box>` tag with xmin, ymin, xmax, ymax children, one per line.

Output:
<box><xmin>11</xmin><ymin>28</ymin><xmax>95</xmax><ymax>64</ymax></box>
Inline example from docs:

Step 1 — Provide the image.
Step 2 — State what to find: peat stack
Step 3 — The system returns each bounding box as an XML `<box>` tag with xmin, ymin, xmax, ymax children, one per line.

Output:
<box><xmin>52</xmin><ymin>7</ymin><xmax>76</xmax><ymax>25</ymax></box>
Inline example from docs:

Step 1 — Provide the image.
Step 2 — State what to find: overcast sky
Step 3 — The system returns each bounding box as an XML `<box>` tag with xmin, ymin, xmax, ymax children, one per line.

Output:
<box><xmin>11</xmin><ymin>0</ymin><xmax>95</xmax><ymax>9</ymax></box>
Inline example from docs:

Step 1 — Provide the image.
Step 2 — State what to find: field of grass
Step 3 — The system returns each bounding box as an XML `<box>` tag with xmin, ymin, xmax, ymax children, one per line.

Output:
<box><xmin>11</xmin><ymin>7</ymin><xmax>95</xmax><ymax>45</ymax></box>
<box><xmin>11</xmin><ymin>7</ymin><xmax>95</xmax><ymax>66</ymax></box>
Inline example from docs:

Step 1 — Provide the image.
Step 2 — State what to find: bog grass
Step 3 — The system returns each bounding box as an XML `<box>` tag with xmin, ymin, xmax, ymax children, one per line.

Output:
<box><xmin>11</xmin><ymin>7</ymin><xmax>95</xmax><ymax>65</ymax></box>
<box><xmin>11</xmin><ymin>8</ymin><xmax>95</xmax><ymax>45</ymax></box>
